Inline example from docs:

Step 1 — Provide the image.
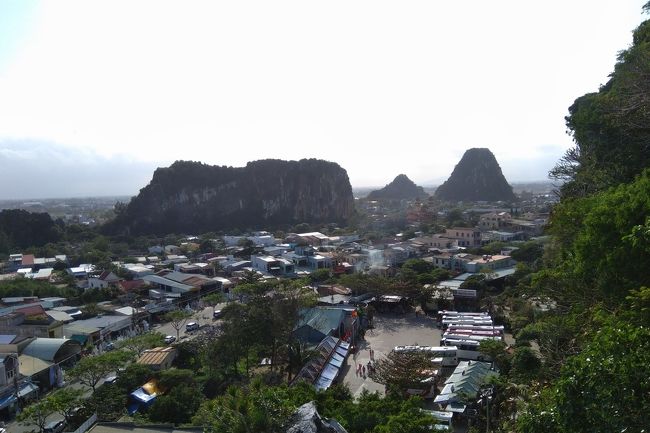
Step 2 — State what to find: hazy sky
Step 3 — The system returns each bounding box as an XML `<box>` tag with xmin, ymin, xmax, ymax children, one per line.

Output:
<box><xmin>0</xmin><ymin>0</ymin><xmax>647</xmax><ymax>199</ymax></box>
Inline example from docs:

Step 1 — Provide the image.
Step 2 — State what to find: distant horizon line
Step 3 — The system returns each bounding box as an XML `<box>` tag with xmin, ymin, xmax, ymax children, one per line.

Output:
<box><xmin>0</xmin><ymin>179</ymin><xmax>557</xmax><ymax>202</ymax></box>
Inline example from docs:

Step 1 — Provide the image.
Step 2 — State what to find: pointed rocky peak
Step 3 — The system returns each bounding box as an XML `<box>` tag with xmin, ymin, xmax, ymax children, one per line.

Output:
<box><xmin>367</xmin><ymin>174</ymin><xmax>428</xmax><ymax>200</ymax></box>
<box><xmin>435</xmin><ymin>148</ymin><xmax>517</xmax><ymax>202</ymax></box>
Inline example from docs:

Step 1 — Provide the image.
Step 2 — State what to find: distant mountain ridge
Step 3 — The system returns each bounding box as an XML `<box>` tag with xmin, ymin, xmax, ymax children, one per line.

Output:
<box><xmin>367</xmin><ymin>174</ymin><xmax>428</xmax><ymax>200</ymax></box>
<box><xmin>435</xmin><ymin>148</ymin><xmax>517</xmax><ymax>202</ymax></box>
<box><xmin>104</xmin><ymin>159</ymin><xmax>354</xmax><ymax>235</ymax></box>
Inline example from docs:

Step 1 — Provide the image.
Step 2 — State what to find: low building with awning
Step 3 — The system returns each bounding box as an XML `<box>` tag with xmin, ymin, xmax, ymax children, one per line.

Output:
<box><xmin>64</xmin><ymin>315</ymin><xmax>132</xmax><ymax>342</ymax></box>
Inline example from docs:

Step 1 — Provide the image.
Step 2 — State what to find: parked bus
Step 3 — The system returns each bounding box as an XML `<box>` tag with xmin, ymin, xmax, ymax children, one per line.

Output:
<box><xmin>393</xmin><ymin>345</ymin><xmax>459</xmax><ymax>367</ymax></box>
<box><xmin>446</xmin><ymin>324</ymin><xmax>504</xmax><ymax>333</ymax></box>
<box><xmin>441</xmin><ymin>337</ymin><xmax>490</xmax><ymax>361</ymax></box>
<box><xmin>437</xmin><ymin>310</ymin><xmax>489</xmax><ymax>319</ymax></box>
<box><xmin>429</xmin><ymin>346</ymin><xmax>459</xmax><ymax>367</ymax></box>
<box><xmin>441</xmin><ymin>318</ymin><xmax>493</xmax><ymax>329</ymax></box>
<box><xmin>443</xmin><ymin>332</ymin><xmax>502</xmax><ymax>342</ymax></box>
<box><xmin>445</xmin><ymin>328</ymin><xmax>503</xmax><ymax>337</ymax></box>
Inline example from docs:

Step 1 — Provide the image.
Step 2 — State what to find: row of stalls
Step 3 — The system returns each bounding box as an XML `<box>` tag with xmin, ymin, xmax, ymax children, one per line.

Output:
<box><xmin>292</xmin><ymin>336</ymin><xmax>351</xmax><ymax>391</ymax></box>
<box><xmin>290</xmin><ymin>305</ymin><xmax>360</xmax><ymax>391</ymax></box>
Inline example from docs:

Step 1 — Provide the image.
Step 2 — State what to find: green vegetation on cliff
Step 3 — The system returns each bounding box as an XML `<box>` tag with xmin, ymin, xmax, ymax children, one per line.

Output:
<box><xmin>104</xmin><ymin>159</ymin><xmax>355</xmax><ymax>235</ymax></box>
<box><xmin>434</xmin><ymin>148</ymin><xmax>516</xmax><ymax>202</ymax></box>
<box><xmin>367</xmin><ymin>175</ymin><xmax>428</xmax><ymax>201</ymax></box>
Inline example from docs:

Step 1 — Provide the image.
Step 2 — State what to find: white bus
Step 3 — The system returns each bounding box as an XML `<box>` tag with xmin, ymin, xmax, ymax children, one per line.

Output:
<box><xmin>438</xmin><ymin>310</ymin><xmax>489</xmax><ymax>318</ymax></box>
<box><xmin>443</xmin><ymin>332</ymin><xmax>502</xmax><ymax>342</ymax></box>
<box><xmin>446</xmin><ymin>324</ymin><xmax>504</xmax><ymax>333</ymax></box>
<box><xmin>429</xmin><ymin>346</ymin><xmax>459</xmax><ymax>367</ymax></box>
<box><xmin>445</xmin><ymin>330</ymin><xmax>502</xmax><ymax>338</ymax></box>
<box><xmin>441</xmin><ymin>337</ymin><xmax>490</xmax><ymax>361</ymax></box>
<box><xmin>442</xmin><ymin>318</ymin><xmax>493</xmax><ymax>328</ymax></box>
<box><xmin>393</xmin><ymin>345</ymin><xmax>459</xmax><ymax>367</ymax></box>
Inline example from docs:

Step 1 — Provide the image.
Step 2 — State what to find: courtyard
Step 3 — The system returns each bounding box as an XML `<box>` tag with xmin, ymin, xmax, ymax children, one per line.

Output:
<box><xmin>342</xmin><ymin>312</ymin><xmax>442</xmax><ymax>397</ymax></box>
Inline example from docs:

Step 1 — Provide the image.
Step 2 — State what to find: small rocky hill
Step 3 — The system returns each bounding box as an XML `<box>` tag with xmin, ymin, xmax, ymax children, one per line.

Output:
<box><xmin>367</xmin><ymin>174</ymin><xmax>428</xmax><ymax>200</ymax></box>
<box><xmin>435</xmin><ymin>148</ymin><xmax>517</xmax><ymax>202</ymax></box>
<box><xmin>104</xmin><ymin>159</ymin><xmax>354</xmax><ymax>235</ymax></box>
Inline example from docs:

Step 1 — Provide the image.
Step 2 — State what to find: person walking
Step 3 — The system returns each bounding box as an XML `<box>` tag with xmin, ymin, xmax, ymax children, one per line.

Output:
<box><xmin>362</xmin><ymin>365</ymin><xmax>366</xmax><ymax>377</ymax></box>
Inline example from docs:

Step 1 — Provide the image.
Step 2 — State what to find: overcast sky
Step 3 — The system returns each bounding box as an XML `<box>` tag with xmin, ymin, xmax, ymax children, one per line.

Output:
<box><xmin>0</xmin><ymin>0</ymin><xmax>647</xmax><ymax>199</ymax></box>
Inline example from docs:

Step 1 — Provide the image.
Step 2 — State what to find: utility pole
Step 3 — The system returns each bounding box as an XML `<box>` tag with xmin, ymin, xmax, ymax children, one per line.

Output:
<box><xmin>480</xmin><ymin>385</ymin><xmax>495</xmax><ymax>433</ymax></box>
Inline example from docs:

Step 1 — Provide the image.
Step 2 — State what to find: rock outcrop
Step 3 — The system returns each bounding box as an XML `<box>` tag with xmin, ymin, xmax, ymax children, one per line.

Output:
<box><xmin>435</xmin><ymin>148</ymin><xmax>517</xmax><ymax>202</ymax></box>
<box><xmin>286</xmin><ymin>402</ymin><xmax>348</xmax><ymax>433</ymax></box>
<box><xmin>104</xmin><ymin>159</ymin><xmax>354</xmax><ymax>235</ymax></box>
<box><xmin>367</xmin><ymin>174</ymin><xmax>427</xmax><ymax>200</ymax></box>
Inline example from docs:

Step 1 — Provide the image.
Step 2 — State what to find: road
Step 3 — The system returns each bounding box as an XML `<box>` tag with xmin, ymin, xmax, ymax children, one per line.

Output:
<box><xmin>153</xmin><ymin>303</ymin><xmax>227</xmax><ymax>341</ymax></box>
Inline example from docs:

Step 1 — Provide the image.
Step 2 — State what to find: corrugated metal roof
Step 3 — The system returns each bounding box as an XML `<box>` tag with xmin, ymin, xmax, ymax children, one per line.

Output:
<box><xmin>143</xmin><ymin>275</ymin><xmax>194</xmax><ymax>292</ymax></box>
<box><xmin>46</xmin><ymin>310</ymin><xmax>74</xmax><ymax>323</ymax></box>
<box><xmin>23</xmin><ymin>338</ymin><xmax>81</xmax><ymax>362</ymax></box>
<box><xmin>137</xmin><ymin>347</ymin><xmax>176</xmax><ymax>365</ymax></box>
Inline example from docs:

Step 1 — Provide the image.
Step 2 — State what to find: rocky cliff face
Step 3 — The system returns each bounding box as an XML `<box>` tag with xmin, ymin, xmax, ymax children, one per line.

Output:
<box><xmin>367</xmin><ymin>174</ymin><xmax>428</xmax><ymax>200</ymax></box>
<box><xmin>435</xmin><ymin>148</ymin><xmax>517</xmax><ymax>202</ymax></box>
<box><xmin>105</xmin><ymin>159</ymin><xmax>354</xmax><ymax>235</ymax></box>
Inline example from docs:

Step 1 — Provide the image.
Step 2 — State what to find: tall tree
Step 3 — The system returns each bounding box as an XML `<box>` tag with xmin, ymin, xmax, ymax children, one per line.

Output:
<box><xmin>50</xmin><ymin>388</ymin><xmax>85</xmax><ymax>424</ymax></box>
<box><xmin>164</xmin><ymin>310</ymin><xmax>193</xmax><ymax>341</ymax></box>
<box><xmin>68</xmin><ymin>351</ymin><xmax>132</xmax><ymax>392</ymax></box>
<box><xmin>17</xmin><ymin>398</ymin><xmax>58</xmax><ymax>433</ymax></box>
<box><xmin>116</xmin><ymin>332</ymin><xmax>165</xmax><ymax>356</ymax></box>
<box><xmin>370</xmin><ymin>350</ymin><xmax>436</xmax><ymax>396</ymax></box>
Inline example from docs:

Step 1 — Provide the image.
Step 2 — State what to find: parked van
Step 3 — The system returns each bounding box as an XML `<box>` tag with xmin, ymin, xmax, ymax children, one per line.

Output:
<box><xmin>186</xmin><ymin>322</ymin><xmax>199</xmax><ymax>332</ymax></box>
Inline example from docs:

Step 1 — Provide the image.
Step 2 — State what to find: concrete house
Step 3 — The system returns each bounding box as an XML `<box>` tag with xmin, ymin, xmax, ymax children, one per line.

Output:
<box><xmin>88</xmin><ymin>271</ymin><xmax>120</xmax><ymax>289</ymax></box>
<box><xmin>444</xmin><ymin>228</ymin><xmax>482</xmax><ymax>248</ymax></box>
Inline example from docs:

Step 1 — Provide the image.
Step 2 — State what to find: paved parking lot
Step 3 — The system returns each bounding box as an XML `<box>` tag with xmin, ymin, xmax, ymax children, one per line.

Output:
<box><xmin>343</xmin><ymin>313</ymin><xmax>441</xmax><ymax>397</ymax></box>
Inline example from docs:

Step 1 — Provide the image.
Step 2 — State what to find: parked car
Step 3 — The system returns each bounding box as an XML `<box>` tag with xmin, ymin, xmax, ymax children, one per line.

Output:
<box><xmin>104</xmin><ymin>375</ymin><xmax>118</xmax><ymax>384</ymax></box>
<box><xmin>213</xmin><ymin>310</ymin><xmax>222</xmax><ymax>319</ymax></box>
<box><xmin>104</xmin><ymin>342</ymin><xmax>115</xmax><ymax>352</ymax></box>
<box><xmin>44</xmin><ymin>419</ymin><xmax>66</xmax><ymax>433</ymax></box>
<box><xmin>164</xmin><ymin>335</ymin><xmax>176</xmax><ymax>344</ymax></box>
<box><xmin>186</xmin><ymin>322</ymin><xmax>199</xmax><ymax>332</ymax></box>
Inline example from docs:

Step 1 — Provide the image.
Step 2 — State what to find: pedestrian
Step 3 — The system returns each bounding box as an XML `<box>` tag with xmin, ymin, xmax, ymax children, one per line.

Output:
<box><xmin>362</xmin><ymin>365</ymin><xmax>366</xmax><ymax>376</ymax></box>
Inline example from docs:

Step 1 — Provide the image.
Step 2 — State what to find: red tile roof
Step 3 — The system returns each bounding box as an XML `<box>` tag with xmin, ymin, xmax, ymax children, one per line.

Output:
<box><xmin>119</xmin><ymin>279</ymin><xmax>146</xmax><ymax>292</ymax></box>
<box><xmin>21</xmin><ymin>255</ymin><xmax>35</xmax><ymax>266</ymax></box>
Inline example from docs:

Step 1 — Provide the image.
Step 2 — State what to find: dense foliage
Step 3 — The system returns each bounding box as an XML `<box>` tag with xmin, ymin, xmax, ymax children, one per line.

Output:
<box><xmin>552</xmin><ymin>10</ymin><xmax>650</xmax><ymax>198</ymax></box>
<box><xmin>0</xmin><ymin>209</ymin><xmax>63</xmax><ymax>254</ymax></box>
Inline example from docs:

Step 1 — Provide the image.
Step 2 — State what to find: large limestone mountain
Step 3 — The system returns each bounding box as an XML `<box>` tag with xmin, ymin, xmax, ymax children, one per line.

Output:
<box><xmin>435</xmin><ymin>148</ymin><xmax>517</xmax><ymax>202</ymax></box>
<box><xmin>367</xmin><ymin>174</ymin><xmax>428</xmax><ymax>200</ymax></box>
<box><xmin>104</xmin><ymin>159</ymin><xmax>354</xmax><ymax>235</ymax></box>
